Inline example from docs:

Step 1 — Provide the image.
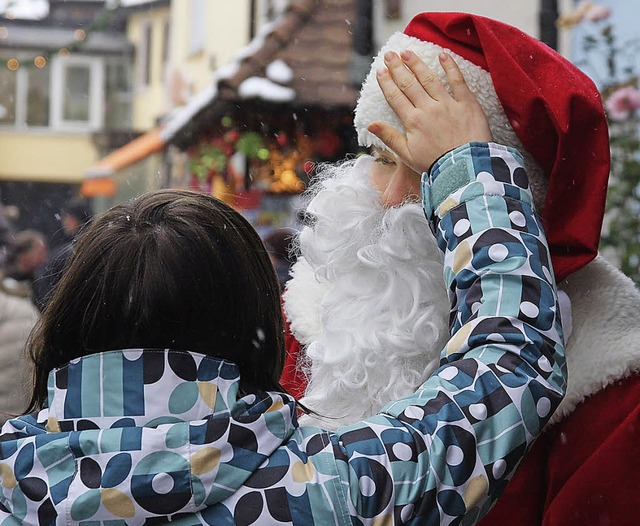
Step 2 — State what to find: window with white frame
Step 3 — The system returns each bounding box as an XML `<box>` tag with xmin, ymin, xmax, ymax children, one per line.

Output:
<box><xmin>0</xmin><ymin>65</ymin><xmax>18</xmax><ymax>125</ymax></box>
<box><xmin>139</xmin><ymin>20</ymin><xmax>153</xmax><ymax>87</ymax></box>
<box><xmin>0</xmin><ymin>55</ymin><xmax>50</xmax><ymax>128</ymax></box>
<box><xmin>0</xmin><ymin>54</ymin><xmax>108</xmax><ymax>132</ymax></box>
<box><xmin>161</xmin><ymin>17</ymin><xmax>170</xmax><ymax>81</ymax></box>
<box><xmin>51</xmin><ymin>55</ymin><xmax>104</xmax><ymax>131</ymax></box>
<box><xmin>105</xmin><ymin>59</ymin><xmax>132</xmax><ymax>130</ymax></box>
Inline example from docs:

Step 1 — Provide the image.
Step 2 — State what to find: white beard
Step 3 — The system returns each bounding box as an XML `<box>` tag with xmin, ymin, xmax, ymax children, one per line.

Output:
<box><xmin>283</xmin><ymin>155</ymin><xmax>451</xmax><ymax>430</ymax></box>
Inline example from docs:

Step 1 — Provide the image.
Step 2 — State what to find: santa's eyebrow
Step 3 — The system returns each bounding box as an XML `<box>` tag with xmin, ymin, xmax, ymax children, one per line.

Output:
<box><xmin>370</xmin><ymin>147</ymin><xmax>397</xmax><ymax>159</ymax></box>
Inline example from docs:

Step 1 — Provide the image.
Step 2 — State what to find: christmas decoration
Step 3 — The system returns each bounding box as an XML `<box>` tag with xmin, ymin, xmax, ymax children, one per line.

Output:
<box><xmin>186</xmin><ymin>115</ymin><xmax>349</xmax><ymax>198</ymax></box>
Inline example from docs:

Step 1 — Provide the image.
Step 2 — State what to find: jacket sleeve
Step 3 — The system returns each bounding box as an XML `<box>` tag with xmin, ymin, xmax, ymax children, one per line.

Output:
<box><xmin>332</xmin><ymin>142</ymin><xmax>567</xmax><ymax>525</ymax></box>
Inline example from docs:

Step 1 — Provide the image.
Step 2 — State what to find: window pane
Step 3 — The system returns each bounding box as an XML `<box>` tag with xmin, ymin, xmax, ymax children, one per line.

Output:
<box><xmin>105</xmin><ymin>60</ymin><xmax>131</xmax><ymax>129</ymax></box>
<box><xmin>0</xmin><ymin>68</ymin><xmax>17</xmax><ymax>125</ymax></box>
<box><xmin>189</xmin><ymin>0</ymin><xmax>206</xmax><ymax>54</ymax></box>
<box><xmin>26</xmin><ymin>66</ymin><xmax>50</xmax><ymax>126</ymax></box>
<box><xmin>63</xmin><ymin>65</ymin><xmax>90</xmax><ymax>121</ymax></box>
<box><xmin>142</xmin><ymin>23</ymin><xmax>152</xmax><ymax>85</ymax></box>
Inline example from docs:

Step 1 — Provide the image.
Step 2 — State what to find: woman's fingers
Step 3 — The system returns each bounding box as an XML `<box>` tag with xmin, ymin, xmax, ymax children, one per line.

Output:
<box><xmin>398</xmin><ymin>50</ymin><xmax>449</xmax><ymax>102</ymax></box>
<box><xmin>383</xmin><ymin>51</ymin><xmax>434</xmax><ymax>107</ymax></box>
<box><xmin>367</xmin><ymin>122</ymin><xmax>411</xmax><ymax>163</ymax></box>
<box><xmin>373</xmin><ymin>50</ymin><xmax>492</xmax><ymax>173</ymax></box>
<box><xmin>375</xmin><ymin>66</ymin><xmax>414</xmax><ymax>119</ymax></box>
<box><xmin>437</xmin><ymin>53</ymin><xmax>474</xmax><ymax>102</ymax></box>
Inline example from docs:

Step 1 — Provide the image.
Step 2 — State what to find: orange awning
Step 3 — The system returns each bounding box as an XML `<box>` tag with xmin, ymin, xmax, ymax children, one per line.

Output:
<box><xmin>81</xmin><ymin>177</ymin><xmax>117</xmax><ymax>198</ymax></box>
<box><xmin>84</xmin><ymin>127</ymin><xmax>166</xmax><ymax>178</ymax></box>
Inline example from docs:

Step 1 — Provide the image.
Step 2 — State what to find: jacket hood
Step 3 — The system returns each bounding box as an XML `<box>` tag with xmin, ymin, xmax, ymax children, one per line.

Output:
<box><xmin>2</xmin><ymin>349</ymin><xmax>297</xmax><ymax>523</ymax></box>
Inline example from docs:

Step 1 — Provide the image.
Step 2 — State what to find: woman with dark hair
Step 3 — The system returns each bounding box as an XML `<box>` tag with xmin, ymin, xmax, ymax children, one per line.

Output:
<box><xmin>263</xmin><ymin>227</ymin><xmax>298</xmax><ymax>291</ymax></box>
<box><xmin>26</xmin><ymin>189</ymin><xmax>285</xmax><ymax>411</ymax></box>
<box><xmin>0</xmin><ymin>53</ymin><xmax>565</xmax><ymax>526</ymax></box>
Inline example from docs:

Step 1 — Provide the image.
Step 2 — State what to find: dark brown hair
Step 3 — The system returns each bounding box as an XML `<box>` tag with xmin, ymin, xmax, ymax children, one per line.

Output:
<box><xmin>26</xmin><ymin>189</ymin><xmax>285</xmax><ymax>412</ymax></box>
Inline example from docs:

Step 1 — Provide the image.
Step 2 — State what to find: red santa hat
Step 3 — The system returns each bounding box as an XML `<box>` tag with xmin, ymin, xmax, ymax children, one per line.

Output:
<box><xmin>354</xmin><ymin>12</ymin><xmax>610</xmax><ymax>282</ymax></box>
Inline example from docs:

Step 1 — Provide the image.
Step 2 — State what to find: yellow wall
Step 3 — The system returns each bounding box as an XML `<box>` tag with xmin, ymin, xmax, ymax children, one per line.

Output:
<box><xmin>0</xmin><ymin>132</ymin><xmax>98</xmax><ymax>183</ymax></box>
<box><xmin>130</xmin><ymin>2</ymin><xmax>252</xmax><ymax>132</ymax></box>
<box><xmin>129</xmin><ymin>5</ymin><xmax>171</xmax><ymax>131</ymax></box>
<box><xmin>169</xmin><ymin>3</ymin><xmax>251</xmax><ymax>93</ymax></box>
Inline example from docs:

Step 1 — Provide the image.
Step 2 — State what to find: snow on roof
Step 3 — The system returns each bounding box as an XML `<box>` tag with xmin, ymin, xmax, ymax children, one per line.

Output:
<box><xmin>215</xmin><ymin>61</ymin><xmax>240</xmax><ymax>82</ymax></box>
<box><xmin>233</xmin><ymin>18</ymin><xmax>281</xmax><ymax>62</ymax></box>
<box><xmin>161</xmin><ymin>15</ymin><xmax>296</xmax><ymax>144</ymax></box>
<box><xmin>266</xmin><ymin>59</ymin><xmax>293</xmax><ymax>85</ymax></box>
<box><xmin>238</xmin><ymin>76</ymin><xmax>296</xmax><ymax>102</ymax></box>
<box><xmin>158</xmin><ymin>82</ymin><xmax>218</xmax><ymax>143</ymax></box>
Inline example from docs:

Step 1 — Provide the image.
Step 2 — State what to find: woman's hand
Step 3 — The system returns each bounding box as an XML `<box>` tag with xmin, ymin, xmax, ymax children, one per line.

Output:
<box><xmin>367</xmin><ymin>51</ymin><xmax>493</xmax><ymax>174</ymax></box>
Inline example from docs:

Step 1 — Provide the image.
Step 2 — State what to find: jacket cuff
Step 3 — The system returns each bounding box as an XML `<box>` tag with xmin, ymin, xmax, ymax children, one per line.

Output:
<box><xmin>422</xmin><ymin>142</ymin><xmax>527</xmax><ymax>219</ymax></box>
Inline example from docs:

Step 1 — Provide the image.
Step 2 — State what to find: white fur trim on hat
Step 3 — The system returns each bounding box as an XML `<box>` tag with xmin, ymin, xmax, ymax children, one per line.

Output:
<box><xmin>355</xmin><ymin>32</ymin><xmax>521</xmax><ymax>152</ymax></box>
<box><xmin>547</xmin><ymin>256</ymin><xmax>640</xmax><ymax>427</ymax></box>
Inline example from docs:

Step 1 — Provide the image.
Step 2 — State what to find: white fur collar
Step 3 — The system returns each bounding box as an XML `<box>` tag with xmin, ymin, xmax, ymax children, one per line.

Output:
<box><xmin>548</xmin><ymin>255</ymin><xmax>640</xmax><ymax>426</ymax></box>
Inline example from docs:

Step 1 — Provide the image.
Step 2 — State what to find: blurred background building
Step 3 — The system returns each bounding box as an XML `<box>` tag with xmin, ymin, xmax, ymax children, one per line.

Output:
<box><xmin>0</xmin><ymin>0</ymin><xmax>576</xmax><ymax>232</ymax></box>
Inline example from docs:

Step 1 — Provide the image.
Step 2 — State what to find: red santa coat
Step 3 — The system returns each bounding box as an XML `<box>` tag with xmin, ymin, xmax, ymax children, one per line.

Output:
<box><xmin>281</xmin><ymin>256</ymin><xmax>640</xmax><ymax>525</ymax></box>
<box><xmin>281</xmin><ymin>316</ymin><xmax>306</xmax><ymax>400</ymax></box>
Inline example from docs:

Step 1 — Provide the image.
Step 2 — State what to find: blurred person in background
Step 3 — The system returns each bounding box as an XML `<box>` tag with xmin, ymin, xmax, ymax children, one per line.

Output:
<box><xmin>0</xmin><ymin>204</ymin><xmax>17</xmax><ymax>268</ymax></box>
<box><xmin>1</xmin><ymin>229</ymin><xmax>48</xmax><ymax>300</ymax></box>
<box><xmin>32</xmin><ymin>197</ymin><xmax>93</xmax><ymax>310</ymax></box>
<box><xmin>0</xmin><ymin>281</ymin><xmax>39</xmax><ymax>426</ymax></box>
<box><xmin>0</xmin><ymin>209</ymin><xmax>39</xmax><ymax>426</ymax></box>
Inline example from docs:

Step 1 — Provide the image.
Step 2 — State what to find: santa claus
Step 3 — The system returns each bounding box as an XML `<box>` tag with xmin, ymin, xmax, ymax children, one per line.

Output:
<box><xmin>282</xmin><ymin>12</ymin><xmax>640</xmax><ymax>526</ymax></box>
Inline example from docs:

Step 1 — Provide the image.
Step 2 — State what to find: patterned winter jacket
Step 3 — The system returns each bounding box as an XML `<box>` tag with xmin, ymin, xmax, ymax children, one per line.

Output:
<box><xmin>0</xmin><ymin>142</ymin><xmax>566</xmax><ymax>525</ymax></box>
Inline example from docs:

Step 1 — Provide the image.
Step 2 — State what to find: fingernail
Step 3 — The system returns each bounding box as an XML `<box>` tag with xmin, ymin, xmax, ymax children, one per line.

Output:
<box><xmin>439</xmin><ymin>52</ymin><xmax>449</xmax><ymax>61</ymax></box>
<box><xmin>367</xmin><ymin>123</ymin><xmax>381</xmax><ymax>135</ymax></box>
<box><xmin>376</xmin><ymin>67</ymin><xmax>388</xmax><ymax>77</ymax></box>
<box><xmin>384</xmin><ymin>51</ymin><xmax>396</xmax><ymax>62</ymax></box>
<box><xmin>400</xmin><ymin>50</ymin><xmax>412</xmax><ymax>61</ymax></box>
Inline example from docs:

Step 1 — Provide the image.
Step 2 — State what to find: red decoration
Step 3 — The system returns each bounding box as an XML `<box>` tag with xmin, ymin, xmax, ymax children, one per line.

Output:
<box><xmin>315</xmin><ymin>130</ymin><xmax>341</xmax><ymax>158</ymax></box>
<box><xmin>189</xmin><ymin>173</ymin><xmax>201</xmax><ymax>191</ymax></box>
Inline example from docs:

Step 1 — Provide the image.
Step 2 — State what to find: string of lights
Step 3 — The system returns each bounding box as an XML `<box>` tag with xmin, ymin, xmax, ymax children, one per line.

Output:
<box><xmin>0</xmin><ymin>4</ymin><xmax>120</xmax><ymax>71</ymax></box>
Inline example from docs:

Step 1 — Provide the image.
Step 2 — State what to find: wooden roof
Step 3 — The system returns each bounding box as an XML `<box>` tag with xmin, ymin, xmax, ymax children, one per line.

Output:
<box><xmin>217</xmin><ymin>0</ymin><xmax>359</xmax><ymax>109</ymax></box>
<box><xmin>165</xmin><ymin>0</ymin><xmax>361</xmax><ymax>148</ymax></box>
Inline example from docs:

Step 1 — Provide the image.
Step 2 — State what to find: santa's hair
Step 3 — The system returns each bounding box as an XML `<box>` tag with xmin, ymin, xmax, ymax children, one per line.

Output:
<box><xmin>284</xmin><ymin>155</ymin><xmax>451</xmax><ymax>429</ymax></box>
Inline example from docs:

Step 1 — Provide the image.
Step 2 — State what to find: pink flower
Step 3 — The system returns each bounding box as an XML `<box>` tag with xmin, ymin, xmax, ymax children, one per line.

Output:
<box><xmin>605</xmin><ymin>86</ymin><xmax>640</xmax><ymax>121</ymax></box>
<box><xmin>584</xmin><ymin>4</ymin><xmax>612</xmax><ymax>22</ymax></box>
<box><xmin>557</xmin><ymin>2</ymin><xmax>612</xmax><ymax>27</ymax></box>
